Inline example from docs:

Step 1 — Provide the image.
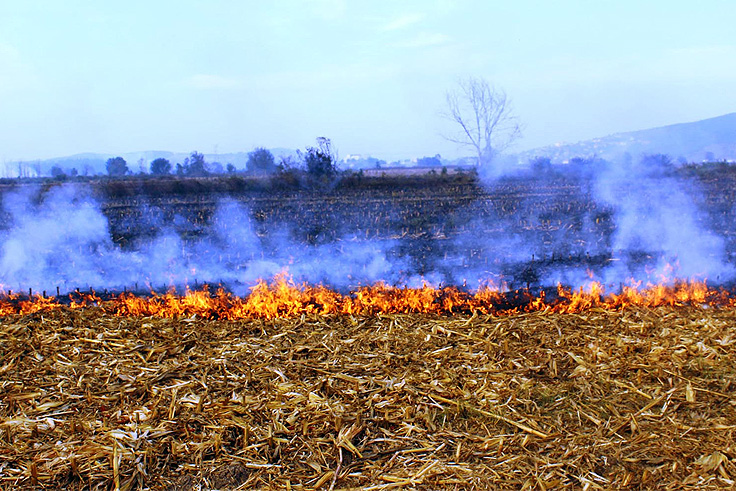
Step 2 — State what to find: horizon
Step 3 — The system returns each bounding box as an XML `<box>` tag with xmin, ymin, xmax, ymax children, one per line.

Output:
<box><xmin>1</xmin><ymin>1</ymin><xmax>735</xmax><ymax>162</ymax></box>
<box><xmin>7</xmin><ymin>110</ymin><xmax>735</xmax><ymax>169</ymax></box>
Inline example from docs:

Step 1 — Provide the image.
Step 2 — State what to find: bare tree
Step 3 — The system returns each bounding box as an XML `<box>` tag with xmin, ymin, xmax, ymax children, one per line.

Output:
<box><xmin>443</xmin><ymin>77</ymin><xmax>521</xmax><ymax>167</ymax></box>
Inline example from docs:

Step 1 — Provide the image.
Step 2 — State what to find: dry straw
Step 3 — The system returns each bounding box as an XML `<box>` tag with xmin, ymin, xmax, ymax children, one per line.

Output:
<box><xmin>0</xmin><ymin>306</ymin><xmax>735</xmax><ymax>489</ymax></box>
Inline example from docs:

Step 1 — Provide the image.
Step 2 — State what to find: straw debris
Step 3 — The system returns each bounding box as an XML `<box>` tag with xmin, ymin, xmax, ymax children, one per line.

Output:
<box><xmin>1</xmin><ymin>306</ymin><xmax>735</xmax><ymax>489</ymax></box>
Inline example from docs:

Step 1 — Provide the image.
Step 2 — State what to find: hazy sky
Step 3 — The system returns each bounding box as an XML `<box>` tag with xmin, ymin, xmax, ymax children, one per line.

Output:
<box><xmin>1</xmin><ymin>0</ymin><xmax>735</xmax><ymax>162</ymax></box>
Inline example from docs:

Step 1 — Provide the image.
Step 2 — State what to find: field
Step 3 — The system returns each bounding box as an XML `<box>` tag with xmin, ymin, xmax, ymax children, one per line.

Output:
<box><xmin>1</xmin><ymin>305</ymin><xmax>735</xmax><ymax>489</ymax></box>
<box><xmin>102</xmin><ymin>174</ymin><xmax>613</xmax><ymax>286</ymax></box>
<box><xmin>92</xmin><ymin>171</ymin><xmax>736</xmax><ymax>290</ymax></box>
<box><xmin>3</xmin><ymin>170</ymin><xmax>735</xmax><ymax>293</ymax></box>
<box><xmin>2</xmin><ymin>171</ymin><xmax>736</xmax><ymax>489</ymax></box>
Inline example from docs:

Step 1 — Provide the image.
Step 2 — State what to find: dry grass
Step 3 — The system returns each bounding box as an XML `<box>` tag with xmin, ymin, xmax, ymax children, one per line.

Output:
<box><xmin>1</xmin><ymin>306</ymin><xmax>735</xmax><ymax>489</ymax></box>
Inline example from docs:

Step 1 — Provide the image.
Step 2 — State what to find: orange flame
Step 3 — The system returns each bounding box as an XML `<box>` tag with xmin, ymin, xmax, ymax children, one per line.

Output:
<box><xmin>0</xmin><ymin>276</ymin><xmax>733</xmax><ymax>320</ymax></box>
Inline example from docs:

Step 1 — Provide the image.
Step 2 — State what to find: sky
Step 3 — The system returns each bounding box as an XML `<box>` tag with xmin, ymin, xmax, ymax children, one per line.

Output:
<box><xmin>1</xmin><ymin>0</ymin><xmax>735</xmax><ymax>162</ymax></box>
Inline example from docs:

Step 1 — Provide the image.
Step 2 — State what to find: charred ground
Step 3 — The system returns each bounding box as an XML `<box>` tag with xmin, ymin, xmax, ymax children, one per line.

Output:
<box><xmin>94</xmin><ymin>169</ymin><xmax>736</xmax><ymax>290</ymax></box>
<box><xmin>0</xmin><ymin>164</ymin><xmax>735</xmax><ymax>294</ymax></box>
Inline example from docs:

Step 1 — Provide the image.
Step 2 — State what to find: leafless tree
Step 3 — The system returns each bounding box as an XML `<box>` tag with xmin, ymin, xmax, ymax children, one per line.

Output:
<box><xmin>443</xmin><ymin>77</ymin><xmax>521</xmax><ymax>167</ymax></box>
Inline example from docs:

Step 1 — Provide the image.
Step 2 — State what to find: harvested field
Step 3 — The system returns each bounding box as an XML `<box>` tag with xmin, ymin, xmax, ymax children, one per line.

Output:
<box><xmin>1</xmin><ymin>306</ymin><xmax>735</xmax><ymax>489</ymax></box>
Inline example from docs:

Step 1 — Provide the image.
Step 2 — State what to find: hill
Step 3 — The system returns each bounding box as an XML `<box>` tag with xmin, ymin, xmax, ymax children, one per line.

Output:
<box><xmin>518</xmin><ymin>112</ymin><xmax>736</xmax><ymax>164</ymax></box>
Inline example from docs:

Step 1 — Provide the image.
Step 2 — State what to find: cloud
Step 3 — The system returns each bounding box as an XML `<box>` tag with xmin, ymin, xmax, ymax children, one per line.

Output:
<box><xmin>382</xmin><ymin>13</ymin><xmax>424</xmax><ymax>31</ymax></box>
<box><xmin>394</xmin><ymin>32</ymin><xmax>451</xmax><ymax>49</ymax></box>
<box><xmin>185</xmin><ymin>74</ymin><xmax>240</xmax><ymax>90</ymax></box>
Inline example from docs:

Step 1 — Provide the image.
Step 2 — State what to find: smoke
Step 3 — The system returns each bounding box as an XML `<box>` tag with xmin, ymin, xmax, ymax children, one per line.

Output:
<box><xmin>0</xmin><ymin>185</ymin><xmax>407</xmax><ymax>295</ymax></box>
<box><xmin>592</xmin><ymin>160</ymin><xmax>730</xmax><ymax>285</ymax></box>
<box><xmin>473</xmin><ymin>153</ymin><xmax>734</xmax><ymax>288</ymax></box>
<box><xmin>0</xmin><ymin>156</ymin><xmax>732</xmax><ymax>297</ymax></box>
<box><xmin>0</xmin><ymin>185</ymin><xmax>114</xmax><ymax>291</ymax></box>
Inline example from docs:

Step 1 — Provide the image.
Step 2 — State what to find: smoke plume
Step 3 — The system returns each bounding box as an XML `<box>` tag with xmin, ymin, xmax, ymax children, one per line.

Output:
<box><xmin>0</xmin><ymin>159</ymin><xmax>731</xmax><ymax>297</ymax></box>
<box><xmin>0</xmin><ymin>186</ymin><xmax>404</xmax><ymax>295</ymax></box>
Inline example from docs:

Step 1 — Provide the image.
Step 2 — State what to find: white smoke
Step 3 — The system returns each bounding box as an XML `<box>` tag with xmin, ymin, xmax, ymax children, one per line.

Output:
<box><xmin>474</xmin><ymin>154</ymin><xmax>733</xmax><ymax>288</ymax></box>
<box><xmin>0</xmin><ymin>186</ymin><xmax>406</xmax><ymax>295</ymax></box>
<box><xmin>0</xmin><ymin>164</ymin><xmax>731</xmax><ymax>297</ymax></box>
<box><xmin>593</xmin><ymin>164</ymin><xmax>730</xmax><ymax>285</ymax></box>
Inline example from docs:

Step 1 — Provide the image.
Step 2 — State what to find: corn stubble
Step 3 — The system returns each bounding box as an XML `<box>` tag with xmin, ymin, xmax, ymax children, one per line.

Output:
<box><xmin>1</xmin><ymin>301</ymin><xmax>735</xmax><ymax>489</ymax></box>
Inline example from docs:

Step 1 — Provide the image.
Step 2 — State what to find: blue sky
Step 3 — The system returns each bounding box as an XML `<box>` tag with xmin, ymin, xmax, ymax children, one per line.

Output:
<box><xmin>1</xmin><ymin>0</ymin><xmax>735</xmax><ymax>161</ymax></box>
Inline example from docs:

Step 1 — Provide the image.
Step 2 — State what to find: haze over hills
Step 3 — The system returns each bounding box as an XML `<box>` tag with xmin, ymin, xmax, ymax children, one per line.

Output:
<box><xmin>517</xmin><ymin>112</ymin><xmax>736</xmax><ymax>164</ymax></box>
<box><xmin>4</xmin><ymin>113</ymin><xmax>736</xmax><ymax>177</ymax></box>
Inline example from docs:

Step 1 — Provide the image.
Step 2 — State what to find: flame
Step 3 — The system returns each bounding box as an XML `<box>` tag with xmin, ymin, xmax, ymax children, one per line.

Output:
<box><xmin>0</xmin><ymin>276</ymin><xmax>733</xmax><ymax>320</ymax></box>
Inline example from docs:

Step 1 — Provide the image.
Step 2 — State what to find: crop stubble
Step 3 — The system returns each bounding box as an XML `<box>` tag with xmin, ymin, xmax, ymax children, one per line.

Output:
<box><xmin>1</xmin><ymin>306</ymin><xmax>735</xmax><ymax>489</ymax></box>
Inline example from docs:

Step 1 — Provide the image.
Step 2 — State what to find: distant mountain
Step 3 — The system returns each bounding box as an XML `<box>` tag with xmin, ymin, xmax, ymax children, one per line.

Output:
<box><xmin>518</xmin><ymin>112</ymin><xmax>736</xmax><ymax>164</ymax></box>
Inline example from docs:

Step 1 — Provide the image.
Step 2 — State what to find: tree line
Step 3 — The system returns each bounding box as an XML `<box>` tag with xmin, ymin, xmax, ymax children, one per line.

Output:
<box><xmin>98</xmin><ymin>137</ymin><xmax>339</xmax><ymax>181</ymax></box>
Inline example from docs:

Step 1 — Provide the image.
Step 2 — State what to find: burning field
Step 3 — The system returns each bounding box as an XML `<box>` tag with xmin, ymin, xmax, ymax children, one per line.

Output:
<box><xmin>2</xmin><ymin>168</ymin><xmax>736</xmax><ymax>488</ymax></box>
<box><xmin>1</xmin><ymin>282</ymin><xmax>736</xmax><ymax>489</ymax></box>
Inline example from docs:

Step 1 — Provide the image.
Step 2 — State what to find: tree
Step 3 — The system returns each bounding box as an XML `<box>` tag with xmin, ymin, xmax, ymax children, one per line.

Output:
<box><xmin>208</xmin><ymin>161</ymin><xmax>224</xmax><ymax>174</ymax></box>
<box><xmin>188</xmin><ymin>152</ymin><xmax>208</xmax><ymax>176</ymax></box>
<box><xmin>417</xmin><ymin>154</ymin><xmax>443</xmax><ymax>167</ymax></box>
<box><xmin>247</xmin><ymin>147</ymin><xmax>277</xmax><ymax>174</ymax></box>
<box><xmin>530</xmin><ymin>156</ymin><xmax>552</xmax><ymax>173</ymax></box>
<box><xmin>567</xmin><ymin>156</ymin><xmax>609</xmax><ymax>179</ymax></box>
<box><xmin>640</xmin><ymin>153</ymin><xmax>673</xmax><ymax>176</ymax></box>
<box><xmin>183</xmin><ymin>151</ymin><xmax>208</xmax><ymax>176</ymax></box>
<box><xmin>443</xmin><ymin>77</ymin><xmax>521</xmax><ymax>168</ymax></box>
<box><xmin>226</xmin><ymin>163</ymin><xmax>237</xmax><ymax>174</ymax></box>
<box><xmin>50</xmin><ymin>165</ymin><xmax>66</xmax><ymax>180</ymax></box>
<box><xmin>106</xmin><ymin>157</ymin><xmax>129</xmax><ymax>176</ymax></box>
<box><xmin>304</xmin><ymin>137</ymin><xmax>338</xmax><ymax>180</ymax></box>
<box><xmin>150</xmin><ymin>158</ymin><xmax>172</xmax><ymax>175</ymax></box>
